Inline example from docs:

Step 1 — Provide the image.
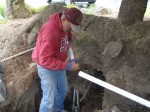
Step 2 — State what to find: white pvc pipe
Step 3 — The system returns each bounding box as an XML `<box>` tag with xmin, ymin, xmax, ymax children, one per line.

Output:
<box><xmin>69</xmin><ymin>47</ymin><xmax>77</xmax><ymax>63</ymax></box>
<box><xmin>69</xmin><ymin>47</ymin><xmax>75</xmax><ymax>60</ymax></box>
<box><xmin>78</xmin><ymin>71</ymin><xmax>150</xmax><ymax>108</ymax></box>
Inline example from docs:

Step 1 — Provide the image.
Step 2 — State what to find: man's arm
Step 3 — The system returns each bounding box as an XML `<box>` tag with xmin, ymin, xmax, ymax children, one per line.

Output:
<box><xmin>38</xmin><ymin>27</ymin><xmax>66</xmax><ymax>70</ymax></box>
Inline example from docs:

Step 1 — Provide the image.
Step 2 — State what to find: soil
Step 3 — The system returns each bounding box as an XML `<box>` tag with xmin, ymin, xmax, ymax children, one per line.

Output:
<box><xmin>1</xmin><ymin>4</ymin><xmax>150</xmax><ymax>112</ymax></box>
<box><xmin>0</xmin><ymin>13</ymin><xmax>104</xmax><ymax>112</ymax></box>
<box><xmin>0</xmin><ymin>15</ymin><xmax>37</xmax><ymax>60</ymax></box>
<box><xmin>0</xmin><ymin>16</ymin><xmax>35</xmax><ymax>41</ymax></box>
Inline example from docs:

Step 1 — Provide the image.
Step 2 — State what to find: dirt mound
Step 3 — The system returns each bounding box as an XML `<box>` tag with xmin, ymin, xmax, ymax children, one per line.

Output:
<box><xmin>0</xmin><ymin>15</ymin><xmax>36</xmax><ymax>59</ymax></box>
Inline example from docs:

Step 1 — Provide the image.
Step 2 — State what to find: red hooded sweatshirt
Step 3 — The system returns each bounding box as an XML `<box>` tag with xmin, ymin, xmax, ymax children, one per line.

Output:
<box><xmin>32</xmin><ymin>13</ymin><xmax>72</xmax><ymax>70</ymax></box>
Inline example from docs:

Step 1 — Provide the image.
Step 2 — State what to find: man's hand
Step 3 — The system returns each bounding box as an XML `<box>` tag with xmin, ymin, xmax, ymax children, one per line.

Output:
<box><xmin>71</xmin><ymin>62</ymin><xmax>80</xmax><ymax>71</ymax></box>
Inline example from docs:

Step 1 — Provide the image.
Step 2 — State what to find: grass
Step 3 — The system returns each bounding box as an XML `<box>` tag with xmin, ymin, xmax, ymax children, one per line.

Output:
<box><xmin>0</xmin><ymin>4</ymin><xmax>46</xmax><ymax>24</ymax></box>
<box><xmin>66</xmin><ymin>3</ymin><xmax>77</xmax><ymax>8</ymax></box>
<box><xmin>86</xmin><ymin>4</ymin><xmax>96</xmax><ymax>15</ymax></box>
<box><xmin>0</xmin><ymin>19</ymin><xmax>8</xmax><ymax>24</ymax></box>
<box><xmin>25</xmin><ymin>4</ymin><xmax>46</xmax><ymax>14</ymax></box>
<box><xmin>0</xmin><ymin>5</ymin><xmax>5</xmax><ymax>17</ymax></box>
<box><xmin>0</xmin><ymin>4</ymin><xmax>7</xmax><ymax>24</ymax></box>
<box><xmin>65</xmin><ymin>3</ymin><xmax>97</xmax><ymax>15</ymax></box>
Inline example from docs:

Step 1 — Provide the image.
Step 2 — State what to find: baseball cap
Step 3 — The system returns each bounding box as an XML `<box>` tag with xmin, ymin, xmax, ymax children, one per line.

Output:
<box><xmin>64</xmin><ymin>8</ymin><xmax>83</xmax><ymax>32</ymax></box>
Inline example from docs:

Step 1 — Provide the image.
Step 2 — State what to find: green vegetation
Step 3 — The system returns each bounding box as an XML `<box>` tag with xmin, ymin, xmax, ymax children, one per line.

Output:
<box><xmin>0</xmin><ymin>19</ymin><xmax>8</xmax><ymax>24</ymax></box>
<box><xmin>0</xmin><ymin>3</ymin><xmax>8</xmax><ymax>24</ymax></box>
<box><xmin>0</xmin><ymin>5</ymin><xmax>5</xmax><ymax>17</ymax></box>
<box><xmin>65</xmin><ymin>3</ymin><xmax>96</xmax><ymax>15</ymax></box>
<box><xmin>66</xmin><ymin>3</ymin><xmax>77</xmax><ymax>8</ymax></box>
<box><xmin>86</xmin><ymin>4</ymin><xmax>96</xmax><ymax>15</ymax></box>
<box><xmin>25</xmin><ymin>4</ymin><xmax>46</xmax><ymax>14</ymax></box>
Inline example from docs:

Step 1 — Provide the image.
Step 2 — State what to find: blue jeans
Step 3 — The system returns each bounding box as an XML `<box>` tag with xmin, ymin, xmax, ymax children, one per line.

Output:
<box><xmin>37</xmin><ymin>65</ymin><xmax>68</xmax><ymax>112</ymax></box>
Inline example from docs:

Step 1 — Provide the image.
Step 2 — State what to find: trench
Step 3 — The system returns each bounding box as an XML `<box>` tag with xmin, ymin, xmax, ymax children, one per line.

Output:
<box><xmin>16</xmin><ymin>68</ymin><xmax>106</xmax><ymax>112</ymax></box>
<box><xmin>65</xmin><ymin>69</ymin><xmax>105</xmax><ymax>112</ymax></box>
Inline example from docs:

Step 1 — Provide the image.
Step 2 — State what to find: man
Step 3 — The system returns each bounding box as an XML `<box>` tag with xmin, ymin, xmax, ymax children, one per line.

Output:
<box><xmin>32</xmin><ymin>8</ymin><xmax>83</xmax><ymax>112</ymax></box>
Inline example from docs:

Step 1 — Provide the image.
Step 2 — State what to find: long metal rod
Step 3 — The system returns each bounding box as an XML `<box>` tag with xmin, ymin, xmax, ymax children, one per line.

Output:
<box><xmin>76</xmin><ymin>89</ymin><xmax>80</xmax><ymax>111</ymax></box>
<box><xmin>72</xmin><ymin>89</ymin><xmax>80</xmax><ymax>112</ymax></box>
<box><xmin>78</xmin><ymin>71</ymin><xmax>150</xmax><ymax>108</ymax></box>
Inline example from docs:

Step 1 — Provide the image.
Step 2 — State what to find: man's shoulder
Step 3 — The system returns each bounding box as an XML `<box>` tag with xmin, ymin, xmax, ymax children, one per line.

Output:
<box><xmin>41</xmin><ymin>21</ymin><xmax>56</xmax><ymax>33</ymax></box>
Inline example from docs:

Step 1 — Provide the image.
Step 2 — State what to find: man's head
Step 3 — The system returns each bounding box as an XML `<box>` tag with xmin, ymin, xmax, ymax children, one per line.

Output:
<box><xmin>61</xmin><ymin>8</ymin><xmax>83</xmax><ymax>33</ymax></box>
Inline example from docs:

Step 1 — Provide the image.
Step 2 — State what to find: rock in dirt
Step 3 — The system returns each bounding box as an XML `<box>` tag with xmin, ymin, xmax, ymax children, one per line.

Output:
<box><xmin>102</xmin><ymin>41</ymin><xmax>123</xmax><ymax>58</ymax></box>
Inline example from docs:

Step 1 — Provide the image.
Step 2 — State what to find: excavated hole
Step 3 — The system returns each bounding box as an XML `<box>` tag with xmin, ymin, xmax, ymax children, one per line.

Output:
<box><xmin>65</xmin><ymin>68</ymin><xmax>105</xmax><ymax>112</ymax></box>
<box><xmin>19</xmin><ymin>66</ymin><xmax>106</xmax><ymax>112</ymax></box>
